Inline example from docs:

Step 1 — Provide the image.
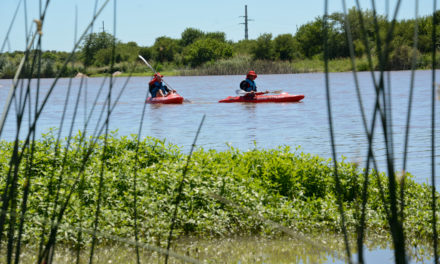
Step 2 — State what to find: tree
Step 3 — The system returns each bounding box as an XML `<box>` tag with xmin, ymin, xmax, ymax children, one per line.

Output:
<box><xmin>326</xmin><ymin>13</ymin><xmax>350</xmax><ymax>59</ymax></box>
<box><xmin>342</xmin><ymin>8</ymin><xmax>381</xmax><ymax>49</ymax></box>
<box><xmin>251</xmin><ymin>33</ymin><xmax>274</xmax><ymax>60</ymax></box>
<box><xmin>42</xmin><ymin>52</ymin><xmax>57</xmax><ymax>61</ymax></box>
<box><xmin>233</xmin><ymin>39</ymin><xmax>256</xmax><ymax>55</ymax></box>
<box><xmin>94</xmin><ymin>48</ymin><xmax>114</xmax><ymax>66</ymax></box>
<box><xmin>389</xmin><ymin>44</ymin><xmax>420</xmax><ymax>70</ymax></box>
<box><xmin>153</xmin><ymin>36</ymin><xmax>180</xmax><ymax>62</ymax></box>
<box><xmin>117</xmin><ymin>41</ymin><xmax>140</xmax><ymax>62</ymax></box>
<box><xmin>205</xmin><ymin>32</ymin><xmax>226</xmax><ymax>42</ymax></box>
<box><xmin>294</xmin><ymin>15</ymin><xmax>348</xmax><ymax>59</ymax></box>
<box><xmin>416</xmin><ymin>14</ymin><xmax>440</xmax><ymax>53</ymax></box>
<box><xmin>181</xmin><ymin>28</ymin><xmax>205</xmax><ymax>47</ymax></box>
<box><xmin>183</xmin><ymin>38</ymin><xmax>233</xmax><ymax>67</ymax></box>
<box><xmin>139</xmin><ymin>46</ymin><xmax>153</xmax><ymax>61</ymax></box>
<box><xmin>294</xmin><ymin>19</ymin><xmax>323</xmax><ymax>58</ymax></box>
<box><xmin>81</xmin><ymin>32</ymin><xmax>117</xmax><ymax>66</ymax></box>
<box><xmin>42</xmin><ymin>59</ymin><xmax>55</xmax><ymax>77</ymax></box>
<box><xmin>273</xmin><ymin>34</ymin><xmax>299</xmax><ymax>61</ymax></box>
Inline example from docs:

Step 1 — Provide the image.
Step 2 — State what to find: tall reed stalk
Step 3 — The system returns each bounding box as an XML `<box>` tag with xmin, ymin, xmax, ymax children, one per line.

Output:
<box><xmin>0</xmin><ymin>1</ymin><xmax>438</xmax><ymax>264</ymax></box>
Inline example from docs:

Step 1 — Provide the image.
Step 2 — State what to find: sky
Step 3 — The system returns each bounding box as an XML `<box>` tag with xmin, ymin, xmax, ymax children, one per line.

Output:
<box><xmin>0</xmin><ymin>0</ymin><xmax>437</xmax><ymax>52</ymax></box>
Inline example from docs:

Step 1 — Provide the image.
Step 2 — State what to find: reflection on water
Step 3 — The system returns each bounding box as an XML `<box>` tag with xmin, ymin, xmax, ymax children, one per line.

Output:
<box><xmin>243</xmin><ymin>103</ymin><xmax>257</xmax><ymax>141</ymax></box>
<box><xmin>149</xmin><ymin>104</ymin><xmax>167</xmax><ymax>136</ymax></box>
<box><xmin>11</xmin><ymin>235</ymin><xmax>434</xmax><ymax>264</ymax></box>
<box><xmin>172</xmin><ymin>236</ymin><xmax>433</xmax><ymax>264</ymax></box>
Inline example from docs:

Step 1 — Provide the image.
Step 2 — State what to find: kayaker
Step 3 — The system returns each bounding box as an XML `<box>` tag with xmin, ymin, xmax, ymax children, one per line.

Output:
<box><xmin>149</xmin><ymin>73</ymin><xmax>174</xmax><ymax>97</ymax></box>
<box><xmin>240</xmin><ymin>70</ymin><xmax>258</xmax><ymax>93</ymax></box>
<box><xmin>239</xmin><ymin>71</ymin><xmax>268</xmax><ymax>97</ymax></box>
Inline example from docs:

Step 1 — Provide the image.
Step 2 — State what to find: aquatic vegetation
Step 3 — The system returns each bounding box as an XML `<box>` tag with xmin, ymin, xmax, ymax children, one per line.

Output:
<box><xmin>0</xmin><ymin>133</ymin><xmax>436</xmax><ymax>249</ymax></box>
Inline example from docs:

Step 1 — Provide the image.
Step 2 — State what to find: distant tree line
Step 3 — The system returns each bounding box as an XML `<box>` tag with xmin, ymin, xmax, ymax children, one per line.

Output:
<box><xmin>1</xmin><ymin>8</ymin><xmax>439</xmax><ymax>78</ymax></box>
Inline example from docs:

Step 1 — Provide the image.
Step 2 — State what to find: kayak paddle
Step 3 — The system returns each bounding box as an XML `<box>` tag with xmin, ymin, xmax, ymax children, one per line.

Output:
<box><xmin>235</xmin><ymin>89</ymin><xmax>283</xmax><ymax>95</ymax></box>
<box><xmin>138</xmin><ymin>55</ymin><xmax>174</xmax><ymax>90</ymax></box>
<box><xmin>138</xmin><ymin>55</ymin><xmax>191</xmax><ymax>103</ymax></box>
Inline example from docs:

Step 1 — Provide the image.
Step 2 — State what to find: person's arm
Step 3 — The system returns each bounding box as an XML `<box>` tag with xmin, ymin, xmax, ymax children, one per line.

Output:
<box><xmin>148</xmin><ymin>83</ymin><xmax>155</xmax><ymax>96</ymax></box>
<box><xmin>240</xmin><ymin>80</ymin><xmax>248</xmax><ymax>91</ymax></box>
<box><xmin>163</xmin><ymin>85</ymin><xmax>171</xmax><ymax>93</ymax></box>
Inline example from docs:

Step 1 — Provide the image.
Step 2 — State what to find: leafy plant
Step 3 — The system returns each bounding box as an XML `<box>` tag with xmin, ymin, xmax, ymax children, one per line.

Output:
<box><xmin>0</xmin><ymin>132</ymin><xmax>437</xmax><ymax>248</ymax></box>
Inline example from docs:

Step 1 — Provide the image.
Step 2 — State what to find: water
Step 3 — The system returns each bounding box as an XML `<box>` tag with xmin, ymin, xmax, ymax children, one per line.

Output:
<box><xmin>11</xmin><ymin>236</ymin><xmax>433</xmax><ymax>264</ymax></box>
<box><xmin>1</xmin><ymin>71</ymin><xmax>438</xmax><ymax>185</ymax></box>
<box><xmin>0</xmin><ymin>71</ymin><xmax>439</xmax><ymax>263</ymax></box>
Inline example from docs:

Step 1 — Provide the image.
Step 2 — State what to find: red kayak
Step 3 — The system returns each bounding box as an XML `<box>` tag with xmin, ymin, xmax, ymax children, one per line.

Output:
<box><xmin>218</xmin><ymin>92</ymin><xmax>304</xmax><ymax>103</ymax></box>
<box><xmin>146</xmin><ymin>93</ymin><xmax>184</xmax><ymax>104</ymax></box>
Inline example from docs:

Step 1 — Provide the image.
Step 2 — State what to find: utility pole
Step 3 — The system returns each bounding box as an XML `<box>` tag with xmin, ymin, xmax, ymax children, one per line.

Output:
<box><xmin>100</xmin><ymin>21</ymin><xmax>105</xmax><ymax>33</ymax></box>
<box><xmin>240</xmin><ymin>5</ymin><xmax>253</xmax><ymax>40</ymax></box>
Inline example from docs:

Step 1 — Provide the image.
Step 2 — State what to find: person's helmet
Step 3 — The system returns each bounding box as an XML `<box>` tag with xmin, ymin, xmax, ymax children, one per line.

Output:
<box><xmin>247</xmin><ymin>70</ymin><xmax>257</xmax><ymax>79</ymax></box>
<box><xmin>154</xmin><ymin>72</ymin><xmax>163</xmax><ymax>78</ymax></box>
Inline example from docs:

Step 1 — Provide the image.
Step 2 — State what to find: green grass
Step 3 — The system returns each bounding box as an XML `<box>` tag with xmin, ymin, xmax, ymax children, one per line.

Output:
<box><xmin>291</xmin><ymin>56</ymin><xmax>380</xmax><ymax>73</ymax></box>
<box><xmin>89</xmin><ymin>70</ymin><xmax>181</xmax><ymax>78</ymax></box>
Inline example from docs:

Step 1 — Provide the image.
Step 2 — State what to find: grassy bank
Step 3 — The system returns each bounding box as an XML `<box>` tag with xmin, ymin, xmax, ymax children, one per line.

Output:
<box><xmin>0</xmin><ymin>133</ymin><xmax>437</xmax><ymax>249</ymax></box>
<box><xmin>81</xmin><ymin>54</ymin><xmax>438</xmax><ymax>77</ymax></box>
<box><xmin>99</xmin><ymin>56</ymin><xmax>377</xmax><ymax>76</ymax></box>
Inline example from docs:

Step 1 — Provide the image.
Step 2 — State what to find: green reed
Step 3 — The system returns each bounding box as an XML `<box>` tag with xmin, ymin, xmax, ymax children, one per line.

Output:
<box><xmin>1</xmin><ymin>0</ymin><xmax>439</xmax><ymax>263</ymax></box>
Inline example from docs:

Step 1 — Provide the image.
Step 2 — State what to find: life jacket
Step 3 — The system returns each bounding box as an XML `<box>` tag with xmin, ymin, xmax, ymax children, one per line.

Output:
<box><xmin>149</xmin><ymin>79</ymin><xmax>160</xmax><ymax>97</ymax></box>
<box><xmin>149</xmin><ymin>79</ymin><xmax>169</xmax><ymax>98</ymax></box>
<box><xmin>149</xmin><ymin>77</ymin><xmax>159</xmax><ymax>88</ymax></box>
<box><xmin>240</xmin><ymin>78</ymin><xmax>257</xmax><ymax>92</ymax></box>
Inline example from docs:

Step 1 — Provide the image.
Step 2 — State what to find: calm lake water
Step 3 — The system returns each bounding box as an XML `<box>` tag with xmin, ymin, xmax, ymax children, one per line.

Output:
<box><xmin>0</xmin><ymin>71</ymin><xmax>439</xmax><ymax>263</ymax></box>
<box><xmin>1</xmin><ymin>70</ymin><xmax>439</xmax><ymax>185</ymax></box>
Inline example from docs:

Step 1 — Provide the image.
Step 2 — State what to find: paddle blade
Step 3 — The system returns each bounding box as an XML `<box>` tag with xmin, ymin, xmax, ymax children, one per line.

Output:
<box><xmin>270</xmin><ymin>90</ymin><xmax>283</xmax><ymax>94</ymax></box>
<box><xmin>138</xmin><ymin>55</ymin><xmax>155</xmax><ymax>73</ymax></box>
<box><xmin>235</xmin><ymin>89</ymin><xmax>246</xmax><ymax>95</ymax></box>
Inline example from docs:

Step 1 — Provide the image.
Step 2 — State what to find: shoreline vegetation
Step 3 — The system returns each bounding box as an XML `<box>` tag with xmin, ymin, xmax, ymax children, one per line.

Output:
<box><xmin>2</xmin><ymin>2</ymin><xmax>439</xmax><ymax>262</ymax></box>
<box><xmin>0</xmin><ymin>132</ymin><xmax>437</xmax><ymax>251</ymax></box>
<box><xmin>1</xmin><ymin>51</ymin><xmax>437</xmax><ymax>79</ymax></box>
<box><xmin>1</xmin><ymin>8</ymin><xmax>440</xmax><ymax>79</ymax></box>
<box><xmin>82</xmin><ymin>57</ymin><xmax>376</xmax><ymax>78</ymax></box>
<box><xmin>1</xmin><ymin>53</ymin><xmax>436</xmax><ymax>79</ymax></box>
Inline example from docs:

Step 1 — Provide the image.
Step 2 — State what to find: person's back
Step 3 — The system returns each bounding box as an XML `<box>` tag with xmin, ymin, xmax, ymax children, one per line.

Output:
<box><xmin>148</xmin><ymin>80</ymin><xmax>156</xmax><ymax>96</ymax></box>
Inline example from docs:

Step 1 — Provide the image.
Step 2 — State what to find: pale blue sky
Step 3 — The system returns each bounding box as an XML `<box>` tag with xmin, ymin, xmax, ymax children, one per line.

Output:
<box><xmin>0</xmin><ymin>0</ymin><xmax>437</xmax><ymax>52</ymax></box>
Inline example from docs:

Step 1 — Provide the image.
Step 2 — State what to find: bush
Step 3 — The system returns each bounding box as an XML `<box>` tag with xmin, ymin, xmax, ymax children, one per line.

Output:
<box><xmin>251</xmin><ymin>33</ymin><xmax>275</xmax><ymax>60</ymax></box>
<box><xmin>153</xmin><ymin>36</ymin><xmax>180</xmax><ymax>62</ymax></box>
<box><xmin>183</xmin><ymin>38</ymin><xmax>233</xmax><ymax>67</ymax></box>
<box><xmin>139</xmin><ymin>46</ymin><xmax>153</xmax><ymax>61</ymax></box>
<box><xmin>273</xmin><ymin>34</ymin><xmax>299</xmax><ymax>61</ymax></box>
<box><xmin>180</xmin><ymin>28</ymin><xmax>205</xmax><ymax>47</ymax></box>
<box><xmin>389</xmin><ymin>45</ymin><xmax>420</xmax><ymax>70</ymax></box>
<box><xmin>80</xmin><ymin>32</ymin><xmax>118</xmax><ymax>66</ymax></box>
<box><xmin>0</xmin><ymin>58</ymin><xmax>18</xmax><ymax>78</ymax></box>
<box><xmin>0</xmin><ymin>133</ymin><xmax>437</xmax><ymax>245</ymax></box>
<box><xmin>42</xmin><ymin>59</ymin><xmax>55</xmax><ymax>77</ymax></box>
